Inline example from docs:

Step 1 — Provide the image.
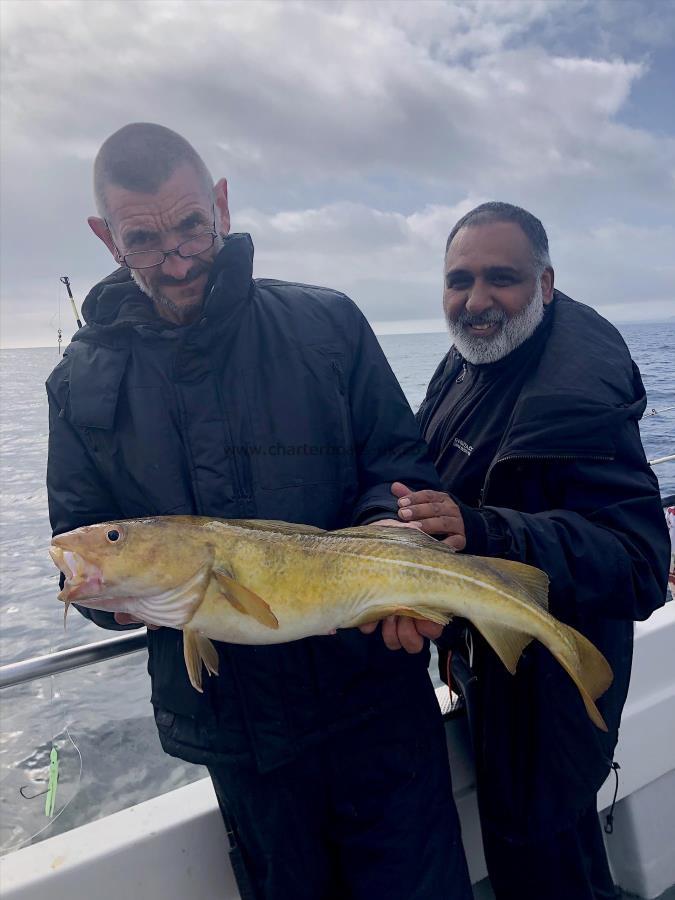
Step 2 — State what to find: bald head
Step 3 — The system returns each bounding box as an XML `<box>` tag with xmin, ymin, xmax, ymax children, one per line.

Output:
<box><xmin>93</xmin><ymin>123</ymin><xmax>213</xmax><ymax>216</ymax></box>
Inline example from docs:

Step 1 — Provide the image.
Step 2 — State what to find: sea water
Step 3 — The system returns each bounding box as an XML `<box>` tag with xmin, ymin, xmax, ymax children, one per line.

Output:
<box><xmin>1</xmin><ymin>325</ymin><xmax>673</xmax><ymax>850</ymax></box>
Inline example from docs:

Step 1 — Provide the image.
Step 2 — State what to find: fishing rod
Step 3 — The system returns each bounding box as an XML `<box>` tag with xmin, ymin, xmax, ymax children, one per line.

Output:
<box><xmin>59</xmin><ymin>276</ymin><xmax>83</xmax><ymax>329</ymax></box>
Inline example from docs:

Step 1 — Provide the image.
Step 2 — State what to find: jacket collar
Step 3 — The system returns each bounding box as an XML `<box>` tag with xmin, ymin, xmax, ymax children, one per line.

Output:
<box><xmin>77</xmin><ymin>232</ymin><xmax>255</xmax><ymax>342</ymax></box>
<box><xmin>420</xmin><ymin>292</ymin><xmax>646</xmax><ymax>459</ymax></box>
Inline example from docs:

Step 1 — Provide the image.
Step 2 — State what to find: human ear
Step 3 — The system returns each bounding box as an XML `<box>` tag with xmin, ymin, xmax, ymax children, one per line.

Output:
<box><xmin>541</xmin><ymin>267</ymin><xmax>555</xmax><ymax>304</ymax></box>
<box><xmin>213</xmin><ymin>178</ymin><xmax>231</xmax><ymax>236</ymax></box>
<box><xmin>88</xmin><ymin>216</ymin><xmax>121</xmax><ymax>262</ymax></box>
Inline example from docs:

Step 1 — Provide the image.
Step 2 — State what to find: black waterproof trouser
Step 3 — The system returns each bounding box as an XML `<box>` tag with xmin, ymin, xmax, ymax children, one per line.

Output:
<box><xmin>482</xmin><ymin>801</ymin><xmax>621</xmax><ymax>900</ymax></box>
<box><xmin>208</xmin><ymin>693</ymin><xmax>473</xmax><ymax>900</ymax></box>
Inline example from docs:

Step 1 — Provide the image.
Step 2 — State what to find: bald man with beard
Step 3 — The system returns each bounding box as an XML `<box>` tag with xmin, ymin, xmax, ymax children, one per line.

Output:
<box><xmin>368</xmin><ymin>203</ymin><xmax>669</xmax><ymax>900</ymax></box>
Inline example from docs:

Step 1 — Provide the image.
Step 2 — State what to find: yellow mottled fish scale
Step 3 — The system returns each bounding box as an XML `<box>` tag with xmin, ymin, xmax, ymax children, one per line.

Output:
<box><xmin>192</xmin><ymin>527</ymin><xmax>552</xmax><ymax>648</ymax></box>
<box><xmin>50</xmin><ymin>516</ymin><xmax>614</xmax><ymax>728</ymax></box>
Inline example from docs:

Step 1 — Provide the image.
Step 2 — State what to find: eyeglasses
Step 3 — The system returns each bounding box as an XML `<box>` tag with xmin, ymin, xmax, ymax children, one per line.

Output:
<box><xmin>106</xmin><ymin>218</ymin><xmax>219</xmax><ymax>270</ymax></box>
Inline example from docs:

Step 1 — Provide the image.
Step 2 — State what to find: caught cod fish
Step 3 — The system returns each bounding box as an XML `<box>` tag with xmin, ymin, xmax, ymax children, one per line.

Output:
<box><xmin>49</xmin><ymin>516</ymin><xmax>613</xmax><ymax>729</ymax></box>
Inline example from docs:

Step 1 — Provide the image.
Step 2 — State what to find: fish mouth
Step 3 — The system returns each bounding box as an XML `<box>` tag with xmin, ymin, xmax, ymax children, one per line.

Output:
<box><xmin>49</xmin><ymin>544</ymin><xmax>105</xmax><ymax>603</ymax></box>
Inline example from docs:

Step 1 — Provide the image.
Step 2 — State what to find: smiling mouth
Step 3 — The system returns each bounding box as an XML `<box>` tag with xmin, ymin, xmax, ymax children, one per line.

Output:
<box><xmin>467</xmin><ymin>322</ymin><xmax>500</xmax><ymax>335</ymax></box>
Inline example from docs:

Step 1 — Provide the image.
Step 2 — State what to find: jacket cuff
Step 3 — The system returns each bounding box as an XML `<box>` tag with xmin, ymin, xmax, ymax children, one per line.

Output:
<box><xmin>452</xmin><ymin>499</ymin><xmax>489</xmax><ymax>555</ymax></box>
<box><xmin>434</xmin><ymin>618</ymin><xmax>468</xmax><ymax>652</ymax></box>
<box><xmin>358</xmin><ymin>510</ymin><xmax>399</xmax><ymax>525</ymax></box>
<box><xmin>74</xmin><ymin>604</ymin><xmax>144</xmax><ymax>631</ymax></box>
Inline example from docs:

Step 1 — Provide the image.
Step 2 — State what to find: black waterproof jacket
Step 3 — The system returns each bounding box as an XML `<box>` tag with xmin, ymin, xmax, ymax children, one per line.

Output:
<box><xmin>417</xmin><ymin>292</ymin><xmax>670</xmax><ymax>841</ymax></box>
<box><xmin>46</xmin><ymin>233</ymin><xmax>440</xmax><ymax>771</ymax></box>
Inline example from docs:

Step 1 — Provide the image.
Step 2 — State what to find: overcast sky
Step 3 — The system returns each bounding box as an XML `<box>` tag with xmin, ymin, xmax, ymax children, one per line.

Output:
<box><xmin>1</xmin><ymin>0</ymin><xmax>674</xmax><ymax>348</ymax></box>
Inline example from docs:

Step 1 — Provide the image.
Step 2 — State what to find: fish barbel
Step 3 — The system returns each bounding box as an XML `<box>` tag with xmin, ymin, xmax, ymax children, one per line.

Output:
<box><xmin>49</xmin><ymin>516</ymin><xmax>613</xmax><ymax>729</ymax></box>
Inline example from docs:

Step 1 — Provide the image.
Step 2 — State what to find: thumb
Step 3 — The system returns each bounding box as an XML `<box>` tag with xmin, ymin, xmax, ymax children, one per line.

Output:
<box><xmin>391</xmin><ymin>481</ymin><xmax>413</xmax><ymax>498</ymax></box>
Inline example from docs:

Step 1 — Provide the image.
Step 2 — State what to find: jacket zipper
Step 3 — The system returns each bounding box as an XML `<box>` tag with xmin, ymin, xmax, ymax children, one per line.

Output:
<box><xmin>479</xmin><ymin>452</ymin><xmax>614</xmax><ymax>507</ymax></box>
<box><xmin>331</xmin><ymin>360</ymin><xmax>355</xmax><ymax>468</ymax></box>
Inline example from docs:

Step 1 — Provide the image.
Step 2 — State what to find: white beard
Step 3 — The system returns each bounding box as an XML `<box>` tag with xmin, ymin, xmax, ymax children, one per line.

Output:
<box><xmin>447</xmin><ymin>279</ymin><xmax>545</xmax><ymax>365</ymax></box>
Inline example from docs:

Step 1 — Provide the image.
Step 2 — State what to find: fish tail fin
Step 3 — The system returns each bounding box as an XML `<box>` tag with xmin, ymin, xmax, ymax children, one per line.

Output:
<box><xmin>183</xmin><ymin>628</ymin><xmax>219</xmax><ymax>692</ymax></box>
<box><xmin>472</xmin><ymin>619</ymin><xmax>613</xmax><ymax>732</ymax></box>
<box><xmin>554</xmin><ymin>624</ymin><xmax>613</xmax><ymax>732</ymax></box>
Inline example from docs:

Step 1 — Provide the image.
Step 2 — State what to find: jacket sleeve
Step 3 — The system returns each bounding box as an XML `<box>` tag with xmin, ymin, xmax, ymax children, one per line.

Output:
<box><xmin>342</xmin><ymin>301</ymin><xmax>441</xmax><ymax>524</ymax></box>
<box><xmin>46</xmin><ymin>376</ymin><xmax>141</xmax><ymax>632</ymax></box>
<box><xmin>471</xmin><ymin>420</ymin><xmax>669</xmax><ymax>622</ymax></box>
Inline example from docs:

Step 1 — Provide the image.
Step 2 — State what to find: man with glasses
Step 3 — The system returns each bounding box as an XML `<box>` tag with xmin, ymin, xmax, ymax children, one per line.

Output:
<box><xmin>46</xmin><ymin>123</ymin><xmax>472</xmax><ymax>900</ymax></box>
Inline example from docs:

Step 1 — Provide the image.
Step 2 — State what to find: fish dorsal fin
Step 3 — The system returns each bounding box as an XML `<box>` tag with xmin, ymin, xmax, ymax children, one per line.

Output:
<box><xmin>331</xmin><ymin>525</ymin><xmax>455</xmax><ymax>554</ymax></box>
<box><xmin>229</xmin><ymin>519</ymin><xmax>327</xmax><ymax>537</ymax></box>
<box><xmin>471</xmin><ymin>620</ymin><xmax>534</xmax><ymax>674</ymax></box>
<box><xmin>183</xmin><ymin>628</ymin><xmax>219</xmax><ymax>692</ymax></box>
<box><xmin>483</xmin><ymin>557</ymin><xmax>550</xmax><ymax>611</ymax></box>
<box><xmin>212</xmin><ymin>567</ymin><xmax>279</xmax><ymax>630</ymax></box>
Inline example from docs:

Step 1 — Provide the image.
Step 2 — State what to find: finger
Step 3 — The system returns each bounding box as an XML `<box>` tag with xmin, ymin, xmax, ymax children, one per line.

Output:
<box><xmin>397</xmin><ymin>617</ymin><xmax>424</xmax><ymax>654</ymax></box>
<box><xmin>375</xmin><ymin>518</ymin><xmax>423</xmax><ymax>531</ymax></box>
<box><xmin>381</xmin><ymin>615</ymin><xmax>402</xmax><ymax>651</ymax></box>
<box><xmin>370</xmin><ymin>518</ymin><xmax>404</xmax><ymax>527</ymax></box>
<box><xmin>114</xmin><ymin>612</ymin><xmax>138</xmax><ymax>625</ymax></box>
<box><xmin>415</xmin><ymin>619</ymin><xmax>444</xmax><ymax>640</ymax></box>
<box><xmin>359</xmin><ymin>621</ymin><xmax>379</xmax><ymax>634</ymax></box>
<box><xmin>398</xmin><ymin>513</ymin><xmax>462</xmax><ymax>536</ymax></box>
<box><xmin>399</xmin><ymin>499</ymin><xmax>459</xmax><ymax>519</ymax></box>
<box><xmin>391</xmin><ymin>481</ymin><xmax>413</xmax><ymax>498</ymax></box>
<box><xmin>442</xmin><ymin>534</ymin><xmax>467</xmax><ymax>551</ymax></box>
<box><xmin>397</xmin><ymin>489</ymin><xmax>450</xmax><ymax>508</ymax></box>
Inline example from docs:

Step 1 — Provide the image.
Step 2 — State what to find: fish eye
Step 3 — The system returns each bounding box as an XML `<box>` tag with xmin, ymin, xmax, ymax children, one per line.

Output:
<box><xmin>107</xmin><ymin>529</ymin><xmax>121</xmax><ymax>542</ymax></box>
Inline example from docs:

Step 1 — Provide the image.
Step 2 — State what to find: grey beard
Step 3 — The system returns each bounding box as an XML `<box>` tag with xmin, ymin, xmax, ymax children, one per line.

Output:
<box><xmin>447</xmin><ymin>279</ymin><xmax>545</xmax><ymax>365</ymax></box>
<box><xmin>129</xmin><ymin>232</ymin><xmax>226</xmax><ymax>306</ymax></box>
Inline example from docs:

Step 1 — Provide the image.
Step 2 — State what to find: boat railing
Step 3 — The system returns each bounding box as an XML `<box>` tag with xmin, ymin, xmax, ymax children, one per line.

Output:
<box><xmin>0</xmin><ymin>630</ymin><xmax>147</xmax><ymax>690</ymax></box>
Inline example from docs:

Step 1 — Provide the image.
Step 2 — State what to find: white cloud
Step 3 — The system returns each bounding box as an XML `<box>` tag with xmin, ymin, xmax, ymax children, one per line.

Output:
<box><xmin>1</xmin><ymin>0</ymin><xmax>674</xmax><ymax>347</ymax></box>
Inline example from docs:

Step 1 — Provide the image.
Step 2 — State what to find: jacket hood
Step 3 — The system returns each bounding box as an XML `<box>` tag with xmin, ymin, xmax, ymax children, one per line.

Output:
<box><xmin>420</xmin><ymin>292</ymin><xmax>646</xmax><ymax>459</ymax></box>
<box><xmin>504</xmin><ymin>292</ymin><xmax>646</xmax><ymax>457</ymax></box>
<box><xmin>78</xmin><ymin>233</ymin><xmax>255</xmax><ymax>338</ymax></box>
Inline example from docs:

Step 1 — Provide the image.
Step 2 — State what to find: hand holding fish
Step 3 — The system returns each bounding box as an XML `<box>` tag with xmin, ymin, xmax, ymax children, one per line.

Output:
<box><xmin>393</xmin><ymin>482</ymin><xmax>466</xmax><ymax>550</ymax></box>
<box><xmin>114</xmin><ymin>612</ymin><xmax>159</xmax><ymax>630</ymax></box>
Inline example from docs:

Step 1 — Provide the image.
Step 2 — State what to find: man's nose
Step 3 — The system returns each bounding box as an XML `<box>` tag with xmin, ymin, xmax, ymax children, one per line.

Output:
<box><xmin>160</xmin><ymin>251</ymin><xmax>193</xmax><ymax>280</ymax></box>
<box><xmin>465</xmin><ymin>280</ymin><xmax>493</xmax><ymax>315</ymax></box>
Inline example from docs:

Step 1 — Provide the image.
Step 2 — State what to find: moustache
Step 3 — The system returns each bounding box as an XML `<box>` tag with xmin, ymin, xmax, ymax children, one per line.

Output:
<box><xmin>455</xmin><ymin>310</ymin><xmax>506</xmax><ymax>328</ymax></box>
<box><xmin>154</xmin><ymin>263</ymin><xmax>210</xmax><ymax>290</ymax></box>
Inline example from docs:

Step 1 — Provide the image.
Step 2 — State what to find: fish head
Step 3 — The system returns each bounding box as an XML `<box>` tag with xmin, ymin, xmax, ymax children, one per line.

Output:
<box><xmin>49</xmin><ymin>518</ymin><xmax>214</xmax><ymax>627</ymax></box>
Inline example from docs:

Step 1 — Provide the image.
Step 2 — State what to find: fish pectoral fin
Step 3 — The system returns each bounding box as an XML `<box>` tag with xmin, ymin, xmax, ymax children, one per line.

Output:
<box><xmin>212</xmin><ymin>568</ymin><xmax>279</xmax><ymax>630</ymax></box>
<box><xmin>483</xmin><ymin>558</ymin><xmax>550</xmax><ymax>611</ymax></box>
<box><xmin>183</xmin><ymin>628</ymin><xmax>219</xmax><ymax>693</ymax></box>
<box><xmin>471</xmin><ymin>620</ymin><xmax>533</xmax><ymax>675</ymax></box>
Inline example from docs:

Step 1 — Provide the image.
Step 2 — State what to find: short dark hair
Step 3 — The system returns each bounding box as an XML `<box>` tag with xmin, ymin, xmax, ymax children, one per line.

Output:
<box><xmin>445</xmin><ymin>201</ymin><xmax>551</xmax><ymax>271</ymax></box>
<box><xmin>93</xmin><ymin>123</ymin><xmax>213</xmax><ymax>216</ymax></box>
